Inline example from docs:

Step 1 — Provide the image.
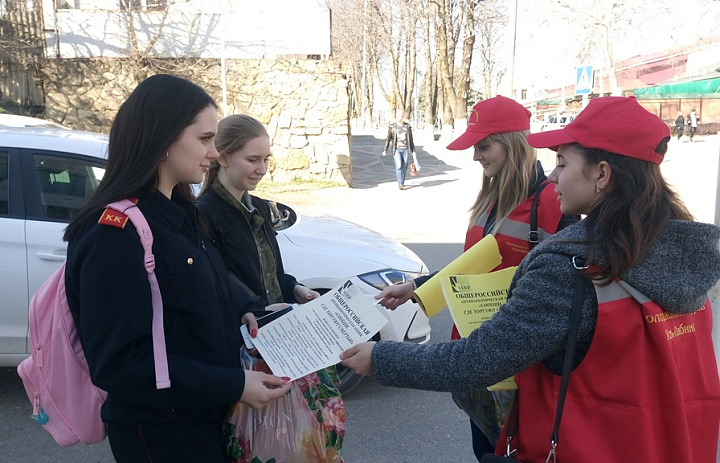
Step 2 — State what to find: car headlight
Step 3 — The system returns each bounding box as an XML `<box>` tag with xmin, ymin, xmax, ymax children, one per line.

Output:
<box><xmin>357</xmin><ymin>269</ymin><xmax>426</xmax><ymax>291</ymax></box>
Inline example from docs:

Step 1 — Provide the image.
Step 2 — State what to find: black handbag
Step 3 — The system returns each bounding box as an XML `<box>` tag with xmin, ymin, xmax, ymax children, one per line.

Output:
<box><xmin>480</xmin><ymin>256</ymin><xmax>586</xmax><ymax>463</ymax></box>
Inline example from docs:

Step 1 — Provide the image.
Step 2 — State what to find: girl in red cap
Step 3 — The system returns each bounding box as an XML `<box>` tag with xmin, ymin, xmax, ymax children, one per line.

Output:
<box><xmin>373</xmin><ymin>95</ymin><xmax>577</xmax><ymax>460</ymax></box>
<box><xmin>342</xmin><ymin>96</ymin><xmax>720</xmax><ymax>462</ymax></box>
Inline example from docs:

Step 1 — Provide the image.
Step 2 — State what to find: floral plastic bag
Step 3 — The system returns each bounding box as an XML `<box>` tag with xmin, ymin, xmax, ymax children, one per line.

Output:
<box><xmin>224</xmin><ymin>351</ymin><xmax>345</xmax><ymax>463</ymax></box>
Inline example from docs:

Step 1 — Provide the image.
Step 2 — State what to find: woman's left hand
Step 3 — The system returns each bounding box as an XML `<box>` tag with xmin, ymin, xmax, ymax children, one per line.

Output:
<box><xmin>241</xmin><ymin>312</ymin><xmax>259</xmax><ymax>338</ymax></box>
<box><xmin>340</xmin><ymin>342</ymin><xmax>376</xmax><ymax>377</ymax></box>
<box><xmin>294</xmin><ymin>285</ymin><xmax>320</xmax><ymax>303</ymax></box>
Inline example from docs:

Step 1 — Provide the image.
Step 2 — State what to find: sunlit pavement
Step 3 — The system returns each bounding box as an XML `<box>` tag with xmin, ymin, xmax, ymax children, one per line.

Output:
<box><xmin>267</xmin><ymin>130</ymin><xmax>720</xmax><ymax>246</ymax></box>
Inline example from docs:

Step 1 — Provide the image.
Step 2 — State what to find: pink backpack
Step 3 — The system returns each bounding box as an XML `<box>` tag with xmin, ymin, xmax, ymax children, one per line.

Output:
<box><xmin>17</xmin><ymin>199</ymin><xmax>170</xmax><ymax>447</ymax></box>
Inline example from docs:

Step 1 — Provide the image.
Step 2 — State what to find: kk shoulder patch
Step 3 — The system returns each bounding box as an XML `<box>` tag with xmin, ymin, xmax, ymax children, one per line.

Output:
<box><xmin>98</xmin><ymin>208</ymin><xmax>129</xmax><ymax>228</ymax></box>
<box><xmin>98</xmin><ymin>198</ymin><xmax>138</xmax><ymax>229</ymax></box>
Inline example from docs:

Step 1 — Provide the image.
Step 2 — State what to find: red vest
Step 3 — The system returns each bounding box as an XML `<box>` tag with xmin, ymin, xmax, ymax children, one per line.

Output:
<box><xmin>451</xmin><ymin>182</ymin><xmax>563</xmax><ymax>339</ymax></box>
<box><xmin>502</xmin><ymin>280</ymin><xmax>720</xmax><ymax>462</ymax></box>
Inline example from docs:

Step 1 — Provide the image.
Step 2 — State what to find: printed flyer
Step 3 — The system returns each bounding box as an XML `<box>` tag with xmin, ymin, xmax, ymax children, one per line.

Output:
<box><xmin>413</xmin><ymin>234</ymin><xmax>502</xmax><ymax>318</ymax></box>
<box><xmin>250</xmin><ymin>279</ymin><xmax>389</xmax><ymax>381</ymax></box>
<box><xmin>440</xmin><ymin>268</ymin><xmax>518</xmax><ymax>391</ymax></box>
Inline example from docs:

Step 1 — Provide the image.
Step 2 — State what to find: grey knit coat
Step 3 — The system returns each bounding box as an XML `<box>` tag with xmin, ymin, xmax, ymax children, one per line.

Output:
<box><xmin>372</xmin><ymin>219</ymin><xmax>720</xmax><ymax>392</ymax></box>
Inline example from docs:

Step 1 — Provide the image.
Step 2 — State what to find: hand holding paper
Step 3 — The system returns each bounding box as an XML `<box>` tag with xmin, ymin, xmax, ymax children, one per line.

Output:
<box><xmin>339</xmin><ymin>342</ymin><xmax>376</xmax><ymax>377</ymax></box>
<box><xmin>249</xmin><ymin>279</ymin><xmax>388</xmax><ymax>381</ymax></box>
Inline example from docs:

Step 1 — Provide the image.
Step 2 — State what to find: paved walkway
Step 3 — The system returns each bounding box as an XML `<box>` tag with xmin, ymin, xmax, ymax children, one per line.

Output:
<box><xmin>263</xmin><ymin>127</ymin><xmax>480</xmax><ymax>244</ymax></box>
<box><xmin>264</xmin><ymin>129</ymin><xmax>720</xmax><ymax>245</ymax></box>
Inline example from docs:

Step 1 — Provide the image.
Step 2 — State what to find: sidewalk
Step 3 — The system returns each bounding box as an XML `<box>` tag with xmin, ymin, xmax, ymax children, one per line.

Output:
<box><xmin>263</xmin><ymin>128</ymin><xmax>481</xmax><ymax>245</ymax></box>
<box><xmin>262</xmin><ymin>131</ymin><xmax>720</xmax><ymax>245</ymax></box>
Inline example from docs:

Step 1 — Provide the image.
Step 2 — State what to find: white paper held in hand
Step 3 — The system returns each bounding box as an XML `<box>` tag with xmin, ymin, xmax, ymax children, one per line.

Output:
<box><xmin>251</xmin><ymin>279</ymin><xmax>388</xmax><ymax>381</ymax></box>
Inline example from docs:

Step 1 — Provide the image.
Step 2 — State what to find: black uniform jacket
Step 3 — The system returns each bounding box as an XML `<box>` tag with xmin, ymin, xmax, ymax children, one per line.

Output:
<box><xmin>196</xmin><ymin>188</ymin><xmax>299</xmax><ymax>305</ymax></box>
<box><xmin>66</xmin><ymin>191</ymin><xmax>252</xmax><ymax>424</ymax></box>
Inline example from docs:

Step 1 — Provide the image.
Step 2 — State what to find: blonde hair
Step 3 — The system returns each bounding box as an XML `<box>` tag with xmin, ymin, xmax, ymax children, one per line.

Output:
<box><xmin>468</xmin><ymin>130</ymin><xmax>537</xmax><ymax>230</ymax></box>
<box><xmin>198</xmin><ymin>114</ymin><xmax>268</xmax><ymax>196</ymax></box>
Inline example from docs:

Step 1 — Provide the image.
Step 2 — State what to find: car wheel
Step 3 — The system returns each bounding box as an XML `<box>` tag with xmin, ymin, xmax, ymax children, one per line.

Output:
<box><xmin>336</xmin><ymin>364</ymin><xmax>364</xmax><ymax>393</ymax></box>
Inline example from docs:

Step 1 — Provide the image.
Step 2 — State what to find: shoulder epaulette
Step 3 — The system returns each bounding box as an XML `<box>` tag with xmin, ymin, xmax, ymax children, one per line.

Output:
<box><xmin>98</xmin><ymin>198</ymin><xmax>139</xmax><ymax>229</ymax></box>
<box><xmin>98</xmin><ymin>207</ymin><xmax>129</xmax><ymax>228</ymax></box>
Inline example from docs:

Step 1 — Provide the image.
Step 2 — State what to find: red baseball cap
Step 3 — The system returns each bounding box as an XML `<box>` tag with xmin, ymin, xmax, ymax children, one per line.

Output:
<box><xmin>446</xmin><ymin>96</ymin><xmax>531</xmax><ymax>150</ymax></box>
<box><xmin>526</xmin><ymin>96</ymin><xmax>670</xmax><ymax>164</ymax></box>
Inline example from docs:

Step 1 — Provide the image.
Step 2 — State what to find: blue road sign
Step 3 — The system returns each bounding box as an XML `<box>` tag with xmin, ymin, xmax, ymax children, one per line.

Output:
<box><xmin>575</xmin><ymin>65</ymin><xmax>594</xmax><ymax>95</ymax></box>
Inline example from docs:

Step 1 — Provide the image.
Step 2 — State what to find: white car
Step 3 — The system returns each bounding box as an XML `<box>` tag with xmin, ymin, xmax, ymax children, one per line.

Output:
<box><xmin>0</xmin><ymin>126</ymin><xmax>431</xmax><ymax>392</ymax></box>
<box><xmin>540</xmin><ymin>113</ymin><xmax>577</xmax><ymax>132</ymax></box>
<box><xmin>0</xmin><ymin>114</ymin><xmax>69</xmax><ymax>130</ymax></box>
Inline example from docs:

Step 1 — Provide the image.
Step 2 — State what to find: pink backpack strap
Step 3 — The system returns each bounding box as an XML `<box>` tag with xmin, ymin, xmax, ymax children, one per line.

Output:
<box><xmin>107</xmin><ymin>200</ymin><xmax>170</xmax><ymax>390</ymax></box>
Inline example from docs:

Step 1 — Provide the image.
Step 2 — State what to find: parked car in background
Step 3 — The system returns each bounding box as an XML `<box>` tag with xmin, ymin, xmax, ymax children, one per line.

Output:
<box><xmin>0</xmin><ymin>114</ymin><xmax>69</xmax><ymax>130</ymax></box>
<box><xmin>0</xmin><ymin>126</ymin><xmax>431</xmax><ymax>392</ymax></box>
<box><xmin>540</xmin><ymin>113</ymin><xmax>577</xmax><ymax>132</ymax></box>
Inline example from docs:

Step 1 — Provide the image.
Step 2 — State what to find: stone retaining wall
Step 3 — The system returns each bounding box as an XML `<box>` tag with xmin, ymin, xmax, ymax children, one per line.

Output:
<box><xmin>43</xmin><ymin>58</ymin><xmax>352</xmax><ymax>185</ymax></box>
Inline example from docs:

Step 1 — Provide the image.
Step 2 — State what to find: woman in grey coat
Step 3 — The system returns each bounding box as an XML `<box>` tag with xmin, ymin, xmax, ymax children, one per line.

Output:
<box><xmin>341</xmin><ymin>97</ymin><xmax>720</xmax><ymax>462</ymax></box>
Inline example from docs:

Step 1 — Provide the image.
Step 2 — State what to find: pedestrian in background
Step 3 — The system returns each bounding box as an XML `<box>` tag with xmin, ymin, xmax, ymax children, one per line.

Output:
<box><xmin>674</xmin><ymin>111</ymin><xmax>685</xmax><ymax>141</ymax></box>
<box><xmin>374</xmin><ymin>95</ymin><xmax>577</xmax><ymax>460</ymax></box>
<box><xmin>382</xmin><ymin>111</ymin><xmax>416</xmax><ymax>190</ymax></box>
<box><xmin>63</xmin><ymin>74</ymin><xmax>291</xmax><ymax>463</ymax></box>
<box><xmin>687</xmin><ymin>108</ymin><xmax>700</xmax><ymax>141</ymax></box>
<box><xmin>343</xmin><ymin>96</ymin><xmax>720</xmax><ymax>462</ymax></box>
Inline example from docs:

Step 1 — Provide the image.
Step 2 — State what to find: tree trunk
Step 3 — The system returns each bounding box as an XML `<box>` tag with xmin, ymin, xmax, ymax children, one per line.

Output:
<box><xmin>436</xmin><ymin>0</ymin><xmax>458</xmax><ymax>128</ymax></box>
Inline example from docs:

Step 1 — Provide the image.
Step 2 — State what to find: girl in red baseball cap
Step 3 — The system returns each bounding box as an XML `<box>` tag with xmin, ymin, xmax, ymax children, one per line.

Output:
<box><xmin>373</xmin><ymin>95</ymin><xmax>578</xmax><ymax>459</ymax></box>
<box><xmin>342</xmin><ymin>96</ymin><xmax>720</xmax><ymax>462</ymax></box>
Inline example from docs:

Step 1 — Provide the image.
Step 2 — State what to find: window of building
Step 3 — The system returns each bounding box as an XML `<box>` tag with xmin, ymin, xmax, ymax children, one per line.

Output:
<box><xmin>119</xmin><ymin>0</ymin><xmax>167</xmax><ymax>11</ymax></box>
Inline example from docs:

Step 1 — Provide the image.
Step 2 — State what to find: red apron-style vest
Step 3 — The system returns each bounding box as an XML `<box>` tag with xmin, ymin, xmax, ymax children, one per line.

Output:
<box><xmin>502</xmin><ymin>280</ymin><xmax>720</xmax><ymax>462</ymax></box>
<box><xmin>451</xmin><ymin>182</ymin><xmax>562</xmax><ymax>339</ymax></box>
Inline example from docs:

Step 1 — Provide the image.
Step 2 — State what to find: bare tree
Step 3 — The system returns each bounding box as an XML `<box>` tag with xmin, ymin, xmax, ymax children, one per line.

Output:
<box><xmin>435</xmin><ymin>0</ymin><xmax>479</xmax><ymax>128</ymax></box>
<box><xmin>118</xmin><ymin>0</ymin><xmax>176</xmax><ymax>81</ymax></box>
<box><xmin>370</xmin><ymin>0</ymin><xmax>420</xmax><ymax>121</ymax></box>
<box><xmin>550</xmin><ymin>0</ymin><xmax>628</xmax><ymax>95</ymax></box>
<box><xmin>474</xmin><ymin>0</ymin><xmax>507</xmax><ymax>100</ymax></box>
<box><xmin>327</xmin><ymin>0</ymin><xmax>367</xmax><ymax>120</ymax></box>
<box><xmin>419</xmin><ymin>0</ymin><xmax>438</xmax><ymax>135</ymax></box>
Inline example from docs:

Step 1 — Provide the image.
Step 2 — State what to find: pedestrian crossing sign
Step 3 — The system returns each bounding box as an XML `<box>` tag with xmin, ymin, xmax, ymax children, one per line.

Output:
<box><xmin>575</xmin><ymin>65</ymin><xmax>594</xmax><ymax>95</ymax></box>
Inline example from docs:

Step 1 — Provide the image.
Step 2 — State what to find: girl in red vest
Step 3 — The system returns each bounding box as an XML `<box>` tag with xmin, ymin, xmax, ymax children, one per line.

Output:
<box><xmin>374</xmin><ymin>96</ymin><xmax>577</xmax><ymax>460</ymax></box>
<box><xmin>344</xmin><ymin>96</ymin><xmax>720</xmax><ymax>462</ymax></box>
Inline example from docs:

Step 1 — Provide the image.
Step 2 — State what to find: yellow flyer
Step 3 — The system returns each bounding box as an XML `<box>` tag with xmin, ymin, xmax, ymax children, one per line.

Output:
<box><xmin>440</xmin><ymin>268</ymin><xmax>518</xmax><ymax>390</ymax></box>
<box><xmin>413</xmin><ymin>235</ymin><xmax>502</xmax><ymax>318</ymax></box>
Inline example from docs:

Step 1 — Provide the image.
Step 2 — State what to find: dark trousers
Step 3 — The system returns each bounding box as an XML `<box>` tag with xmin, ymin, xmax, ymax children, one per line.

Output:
<box><xmin>108</xmin><ymin>410</ymin><xmax>226</xmax><ymax>463</ymax></box>
<box><xmin>471</xmin><ymin>419</ymin><xmax>496</xmax><ymax>461</ymax></box>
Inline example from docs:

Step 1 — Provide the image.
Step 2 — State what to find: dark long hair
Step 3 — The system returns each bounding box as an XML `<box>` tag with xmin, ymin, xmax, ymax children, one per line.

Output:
<box><xmin>580</xmin><ymin>139</ymin><xmax>693</xmax><ymax>283</ymax></box>
<box><xmin>64</xmin><ymin>74</ymin><xmax>217</xmax><ymax>242</ymax></box>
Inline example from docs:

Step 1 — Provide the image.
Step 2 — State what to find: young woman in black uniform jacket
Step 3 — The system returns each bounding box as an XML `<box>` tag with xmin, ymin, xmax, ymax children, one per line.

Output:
<box><xmin>63</xmin><ymin>75</ymin><xmax>291</xmax><ymax>463</ymax></box>
<box><xmin>196</xmin><ymin>114</ymin><xmax>319</xmax><ymax>306</ymax></box>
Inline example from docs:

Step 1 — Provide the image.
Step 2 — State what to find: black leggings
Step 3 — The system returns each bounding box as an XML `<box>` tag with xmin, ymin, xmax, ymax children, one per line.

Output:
<box><xmin>108</xmin><ymin>410</ymin><xmax>226</xmax><ymax>463</ymax></box>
